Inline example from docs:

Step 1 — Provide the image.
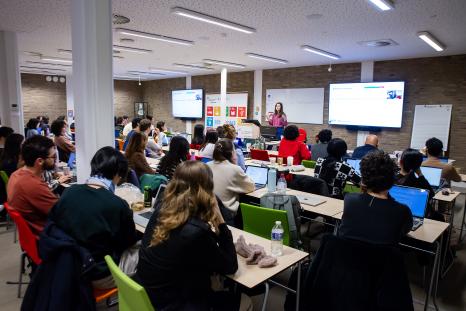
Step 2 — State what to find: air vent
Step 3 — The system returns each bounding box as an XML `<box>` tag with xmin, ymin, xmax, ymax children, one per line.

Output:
<box><xmin>358</xmin><ymin>39</ymin><xmax>398</xmax><ymax>47</ymax></box>
<box><xmin>113</xmin><ymin>14</ymin><xmax>130</xmax><ymax>25</ymax></box>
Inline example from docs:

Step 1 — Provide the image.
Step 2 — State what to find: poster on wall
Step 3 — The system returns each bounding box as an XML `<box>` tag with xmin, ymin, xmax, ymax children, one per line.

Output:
<box><xmin>205</xmin><ymin>93</ymin><xmax>248</xmax><ymax>129</ymax></box>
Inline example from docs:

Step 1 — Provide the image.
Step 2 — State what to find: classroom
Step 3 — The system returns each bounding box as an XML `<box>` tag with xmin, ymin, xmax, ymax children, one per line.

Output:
<box><xmin>0</xmin><ymin>0</ymin><xmax>465</xmax><ymax>310</ymax></box>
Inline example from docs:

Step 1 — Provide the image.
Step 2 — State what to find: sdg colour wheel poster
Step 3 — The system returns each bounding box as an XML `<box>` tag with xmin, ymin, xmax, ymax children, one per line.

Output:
<box><xmin>205</xmin><ymin>93</ymin><xmax>248</xmax><ymax>129</ymax></box>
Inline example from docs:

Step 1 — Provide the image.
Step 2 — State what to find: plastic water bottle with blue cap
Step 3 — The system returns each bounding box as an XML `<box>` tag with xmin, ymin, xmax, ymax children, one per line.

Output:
<box><xmin>271</xmin><ymin>221</ymin><xmax>284</xmax><ymax>257</ymax></box>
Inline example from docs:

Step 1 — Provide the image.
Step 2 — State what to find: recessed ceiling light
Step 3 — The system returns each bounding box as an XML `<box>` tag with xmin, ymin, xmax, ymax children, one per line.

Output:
<box><xmin>40</xmin><ymin>56</ymin><xmax>72</xmax><ymax>64</ymax></box>
<box><xmin>301</xmin><ymin>45</ymin><xmax>341</xmax><ymax>60</ymax></box>
<box><xmin>417</xmin><ymin>31</ymin><xmax>445</xmax><ymax>52</ymax></box>
<box><xmin>116</xmin><ymin>28</ymin><xmax>194</xmax><ymax>46</ymax></box>
<box><xmin>26</xmin><ymin>61</ymin><xmax>72</xmax><ymax>67</ymax></box>
<box><xmin>367</xmin><ymin>0</ymin><xmax>394</xmax><ymax>11</ymax></box>
<box><xmin>149</xmin><ymin>67</ymin><xmax>188</xmax><ymax>75</ymax></box>
<box><xmin>113</xmin><ymin>45</ymin><xmax>153</xmax><ymax>54</ymax></box>
<box><xmin>245</xmin><ymin>53</ymin><xmax>288</xmax><ymax>64</ymax></box>
<box><xmin>203</xmin><ymin>59</ymin><xmax>246</xmax><ymax>68</ymax></box>
<box><xmin>57</xmin><ymin>49</ymin><xmax>72</xmax><ymax>55</ymax></box>
<box><xmin>171</xmin><ymin>7</ymin><xmax>256</xmax><ymax>34</ymax></box>
<box><xmin>173</xmin><ymin>63</ymin><xmax>214</xmax><ymax>71</ymax></box>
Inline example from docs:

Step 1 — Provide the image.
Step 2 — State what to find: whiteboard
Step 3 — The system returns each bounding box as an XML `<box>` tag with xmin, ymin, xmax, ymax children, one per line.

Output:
<box><xmin>266</xmin><ymin>88</ymin><xmax>324</xmax><ymax>124</ymax></box>
<box><xmin>410</xmin><ymin>105</ymin><xmax>452</xmax><ymax>151</ymax></box>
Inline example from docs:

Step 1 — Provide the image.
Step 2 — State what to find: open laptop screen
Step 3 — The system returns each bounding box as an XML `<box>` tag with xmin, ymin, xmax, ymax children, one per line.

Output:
<box><xmin>346</xmin><ymin>158</ymin><xmax>361</xmax><ymax>175</ymax></box>
<box><xmin>246</xmin><ymin>166</ymin><xmax>268</xmax><ymax>186</ymax></box>
<box><xmin>420</xmin><ymin>166</ymin><xmax>442</xmax><ymax>187</ymax></box>
<box><xmin>388</xmin><ymin>185</ymin><xmax>429</xmax><ymax>218</ymax></box>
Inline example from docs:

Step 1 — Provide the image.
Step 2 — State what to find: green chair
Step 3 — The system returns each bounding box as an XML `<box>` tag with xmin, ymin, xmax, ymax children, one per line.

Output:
<box><xmin>301</xmin><ymin>160</ymin><xmax>316</xmax><ymax>169</ymax></box>
<box><xmin>343</xmin><ymin>183</ymin><xmax>361</xmax><ymax>194</ymax></box>
<box><xmin>104</xmin><ymin>255</ymin><xmax>155</xmax><ymax>311</ymax></box>
<box><xmin>240</xmin><ymin>203</ymin><xmax>290</xmax><ymax>246</ymax></box>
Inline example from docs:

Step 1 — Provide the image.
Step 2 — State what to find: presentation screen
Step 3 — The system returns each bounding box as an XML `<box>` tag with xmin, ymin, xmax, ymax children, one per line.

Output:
<box><xmin>328</xmin><ymin>82</ymin><xmax>405</xmax><ymax>128</ymax></box>
<box><xmin>172</xmin><ymin>89</ymin><xmax>204</xmax><ymax>119</ymax></box>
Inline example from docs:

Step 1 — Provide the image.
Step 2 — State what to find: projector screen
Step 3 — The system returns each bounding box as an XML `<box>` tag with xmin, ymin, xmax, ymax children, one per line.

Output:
<box><xmin>328</xmin><ymin>82</ymin><xmax>405</xmax><ymax>128</ymax></box>
<box><xmin>172</xmin><ymin>89</ymin><xmax>204</xmax><ymax>119</ymax></box>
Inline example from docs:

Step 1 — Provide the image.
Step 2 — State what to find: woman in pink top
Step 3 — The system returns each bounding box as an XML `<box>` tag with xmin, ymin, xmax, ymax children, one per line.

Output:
<box><xmin>267</xmin><ymin>102</ymin><xmax>288</xmax><ymax>128</ymax></box>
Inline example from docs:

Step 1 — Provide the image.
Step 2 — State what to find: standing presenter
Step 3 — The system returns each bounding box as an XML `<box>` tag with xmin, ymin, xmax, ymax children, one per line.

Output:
<box><xmin>266</xmin><ymin>102</ymin><xmax>288</xmax><ymax>138</ymax></box>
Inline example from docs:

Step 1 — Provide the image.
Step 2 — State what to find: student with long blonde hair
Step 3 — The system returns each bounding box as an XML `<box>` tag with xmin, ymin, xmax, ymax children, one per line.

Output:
<box><xmin>136</xmin><ymin>161</ymin><xmax>239</xmax><ymax>310</ymax></box>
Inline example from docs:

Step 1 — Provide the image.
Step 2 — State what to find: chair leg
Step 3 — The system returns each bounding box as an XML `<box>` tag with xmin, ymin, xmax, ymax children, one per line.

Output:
<box><xmin>18</xmin><ymin>252</ymin><xmax>26</xmax><ymax>298</ymax></box>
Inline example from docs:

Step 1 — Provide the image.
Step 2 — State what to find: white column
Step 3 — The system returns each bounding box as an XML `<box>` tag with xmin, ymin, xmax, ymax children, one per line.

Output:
<box><xmin>0</xmin><ymin>31</ymin><xmax>24</xmax><ymax>133</ymax></box>
<box><xmin>220</xmin><ymin>68</ymin><xmax>227</xmax><ymax>109</ymax></box>
<box><xmin>253</xmin><ymin>69</ymin><xmax>263</xmax><ymax>122</ymax></box>
<box><xmin>65</xmin><ymin>74</ymin><xmax>74</xmax><ymax>125</ymax></box>
<box><xmin>357</xmin><ymin>61</ymin><xmax>375</xmax><ymax>145</ymax></box>
<box><xmin>71</xmin><ymin>0</ymin><xmax>114</xmax><ymax>182</ymax></box>
<box><xmin>185</xmin><ymin>76</ymin><xmax>192</xmax><ymax>136</ymax></box>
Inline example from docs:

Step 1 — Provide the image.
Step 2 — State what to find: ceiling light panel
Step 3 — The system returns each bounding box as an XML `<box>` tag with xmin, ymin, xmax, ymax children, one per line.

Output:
<box><xmin>113</xmin><ymin>45</ymin><xmax>153</xmax><ymax>54</ymax></box>
<box><xmin>40</xmin><ymin>56</ymin><xmax>73</xmax><ymax>64</ymax></box>
<box><xmin>171</xmin><ymin>7</ymin><xmax>256</xmax><ymax>34</ymax></box>
<box><xmin>21</xmin><ymin>65</ymin><xmax>66</xmax><ymax>72</ymax></box>
<box><xmin>115</xmin><ymin>28</ymin><xmax>194</xmax><ymax>46</ymax></box>
<box><xmin>245</xmin><ymin>53</ymin><xmax>288</xmax><ymax>64</ymax></box>
<box><xmin>173</xmin><ymin>63</ymin><xmax>214</xmax><ymax>71</ymax></box>
<box><xmin>417</xmin><ymin>31</ymin><xmax>445</xmax><ymax>52</ymax></box>
<box><xmin>26</xmin><ymin>61</ymin><xmax>72</xmax><ymax>67</ymax></box>
<box><xmin>301</xmin><ymin>45</ymin><xmax>341</xmax><ymax>60</ymax></box>
<box><xmin>367</xmin><ymin>0</ymin><xmax>394</xmax><ymax>11</ymax></box>
<box><xmin>203</xmin><ymin>59</ymin><xmax>246</xmax><ymax>68</ymax></box>
<box><xmin>127</xmin><ymin>70</ymin><xmax>166</xmax><ymax>76</ymax></box>
<box><xmin>57</xmin><ymin>49</ymin><xmax>72</xmax><ymax>55</ymax></box>
<box><xmin>149</xmin><ymin>67</ymin><xmax>188</xmax><ymax>75</ymax></box>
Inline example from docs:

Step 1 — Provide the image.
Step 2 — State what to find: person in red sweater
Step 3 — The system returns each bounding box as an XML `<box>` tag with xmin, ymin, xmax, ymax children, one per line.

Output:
<box><xmin>278</xmin><ymin>125</ymin><xmax>311</xmax><ymax>165</ymax></box>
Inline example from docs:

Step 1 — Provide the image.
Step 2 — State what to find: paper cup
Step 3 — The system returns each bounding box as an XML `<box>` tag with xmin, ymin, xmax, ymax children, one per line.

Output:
<box><xmin>287</xmin><ymin>156</ymin><xmax>294</xmax><ymax>166</ymax></box>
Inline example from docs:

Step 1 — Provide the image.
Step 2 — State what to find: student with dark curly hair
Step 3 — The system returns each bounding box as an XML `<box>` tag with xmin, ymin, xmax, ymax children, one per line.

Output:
<box><xmin>339</xmin><ymin>151</ymin><xmax>413</xmax><ymax>245</ymax></box>
<box><xmin>278</xmin><ymin>125</ymin><xmax>311</xmax><ymax>165</ymax></box>
<box><xmin>314</xmin><ymin>138</ymin><xmax>361</xmax><ymax>198</ymax></box>
<box><xmin>311</xmin><ymin>129</ymin><xmax>332</xmax><ymax>160</ymax></box>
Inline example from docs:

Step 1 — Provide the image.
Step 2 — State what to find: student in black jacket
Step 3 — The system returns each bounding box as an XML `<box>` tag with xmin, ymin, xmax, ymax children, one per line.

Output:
<box><xmin>136</xmin><ymin>161</ymin><xmax>239</xmax><ymax>310</ymax></box>
<box><xmin>339</xmin><ymin>151</ymin><xmax>413</xmax><ymax>245</ymax></box>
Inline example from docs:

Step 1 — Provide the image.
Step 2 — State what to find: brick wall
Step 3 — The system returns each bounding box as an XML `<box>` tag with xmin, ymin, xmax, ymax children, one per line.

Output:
<box><xmin>21</xmin><ymin>74</ymin><xmax>144</xmax><ymax>124</ymax></box>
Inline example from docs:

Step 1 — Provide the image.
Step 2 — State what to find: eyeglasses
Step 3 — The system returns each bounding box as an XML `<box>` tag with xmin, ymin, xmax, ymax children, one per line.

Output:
<box><xmin>46</xmin><ymin>155</ymin><xmax>57</xmax><ymax>160</ymax></box>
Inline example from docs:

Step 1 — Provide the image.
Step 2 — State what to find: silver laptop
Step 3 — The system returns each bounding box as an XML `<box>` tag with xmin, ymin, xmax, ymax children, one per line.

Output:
<box><xmin>133</xmin><ymin>184</ymin><xmax>167</xmax><ymax>228</ymax></box>
<box><xmin>420</xmin><ymin>166</ymin><xmax>442</xmax><ymax>189</ymax></box>
<box><xmin>389</xmin><ymin>185</ymin><xmax>430</xmax><ymax>231</ymax></box>
<box><xmin>295</xmin><ymin>195</ymin><xmax>326</xmax><ymax>207</ymax></box>
<box><xmin>246</xmin><ymin>166</ymin><xmax>269</xmax><ymax>190</ymax></box>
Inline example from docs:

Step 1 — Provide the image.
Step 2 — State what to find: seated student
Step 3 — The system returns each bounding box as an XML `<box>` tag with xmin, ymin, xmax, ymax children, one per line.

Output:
<box><xmin>136</xmin><ymin>118</ymin><xmax>159</xmax><ymax>156</ymax></box>
<box><xmin>191</xmin><ymin>124</ymin><xmax>205</xmax><ymax>146</ymax></box>
<box><xmin>311</xmin><ymin>129</ymin><xmax>332</xmax><ymax>160</ymax></box>
<box><xmin>208</xmin><ymin>139</ymin><xmax>255</xmax><ymax>215</ymax></box>
<box><xmin>7</xmin><ymin>136</ymin><xmax>58</xmax><ymax>238</ymax></box>
<box><xmin>396</xmin><ymin>148</ymin><xmax>434</xmax><ymax>199</ymax></box>
<box><xmin>136</xmin><ymin>161</ymin><xmax>238</xmax><ymax>310</ymax></box>
<box><xmin>123</xmin><ymin>117</ymin><xmax>141</xmax><ymax>151</ymax></box>
<box><xmin>198</xmin><ymin>129</ymin><xmax>218</xmax><ymax>159</ymax></box>
<box><xmin>278</xmin><ymin>125</ymin><xmax>311</xmax><ymax>165</ymax></box>
<box><xmin>122</xmin><ymin>116</ymin><xmax>133</xmax><ymax>136</ymax></box>
<box><xmin>314</xmin><ymin>138</ymin><xmax>361</xmax><ymax>199</ymax></box>
<box><xmin>156</xmin><ymin>121</ymin><xmax>169</xmax><ymax>146</ymax></box>
<box><xmin>422</xmin><ymin>137</ymin><xmax>461</xmax><ymax>183</ymax></box>
<box><xmin>114</xmin><ymin>116</ymin><xmax>125</xmax><ymax>137</ymax></box>
<box><xmin>0</xmin><ymin>133</ymin><xmax>24</xmax><ymax>176</ymax></box>
<box><xmin>339</xmin><ymin>151</ymin><xmax>413</xmax><ymax>245</ymax></box>
<box><xmin>0</xmin><ymin>126</ymin><xmax>14</xmax><ymax>157</ymax></box>
<box><xmin>216</xmin><ymin>125</ymin><xmax>225</xmax><ymax>138</ymax></box>
<box><xmin>222</xmin><ymin>124</ymin><xmax>246</xmax><ymax>171</ymax></box>
<box><xmin>49</xmin><ymin>147</ymin><xmax>139</xmax><ymax>289</ymax></box>
<box><xmin>26</xmin><ymin>118</ymin><xmax>41</xmax><ymax>139</ymax></box>
<box><xmin>51</xmin><ymin>119</ymin><xmax>75</xmax><ymax>162</ymax></box>
<box><xmin>352</xmin><ymin>134</ymin><xmax>379</xmax><ymax>159</ymax></box>
<box><xmin>157</xmin><ymin>136</ymin><xmax>189</xmax><ymax>180</ymax></box>
<box><xmin>146</xmin><ymin>128</ymin><xmax>163</xmax><ymax>158</ymax></box>
<box><xmin>125</xmin><ymin>132</ymin><xmax>156</xmax><ymax>178</ymax></box>
<box><xmin>39</xmin><ymin>116</ymin><xmax>50</xmax><ymax>136</ymax></box>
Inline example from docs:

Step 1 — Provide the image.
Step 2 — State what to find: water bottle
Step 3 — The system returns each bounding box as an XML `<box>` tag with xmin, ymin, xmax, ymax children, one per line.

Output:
<box><xmin>271</xmin><ymin>221</ymin><xmax>284</xmax><ymax>257</ymax></box>
<box><xmin>190</xmin><ymin>151</ymin><xmax>196</xmax><ymax>161</ymax></box>
<box><xmin>267</xmin><ymin>169</ymin><xmax>277</xmax><ymax>193</ymax></box>
<box><xmin>276</xmin><ymin>173</ymin><xmax>287</xmax><ymax>194</ymax></box>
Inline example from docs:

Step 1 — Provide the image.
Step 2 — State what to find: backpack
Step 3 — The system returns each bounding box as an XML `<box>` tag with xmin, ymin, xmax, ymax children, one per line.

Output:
<box><xmin>260</xmin><ymin>193</ymin><xmax>303</xmax><ymax>249</ymax></box>
<box><xmin>139</xmin><ymin>173</ymin><xmax>168</xmax><ymax>197</ymax></box>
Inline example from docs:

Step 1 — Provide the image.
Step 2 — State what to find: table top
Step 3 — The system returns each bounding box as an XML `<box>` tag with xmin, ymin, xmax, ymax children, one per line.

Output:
<box><xmin>406</xmin><ymin>218</ymin><xmax>449</xmax><ymax>244</ymax></box>
<box><xmin>246</xmin><ymin>187</ymin><xmax>343</xmax><ymax>218</ymax></box>
<box><xmin>244</xmin><ymin>159</ymin><xmax>315</xmax><ymax>177</ymax></box>
<box><xmin>461</xmin><ymin>174</ymin><xmax>466</xmax><ymax>182</ymax></box>
<box><xmin>226</xmin><ymin>226</ymin><xmax>308</xmax><ymax>288</ymax></box>
<box><xmin>433</xmin><ymin>189</ymin><xmax>461</xmax><ymax>203</ymax></box>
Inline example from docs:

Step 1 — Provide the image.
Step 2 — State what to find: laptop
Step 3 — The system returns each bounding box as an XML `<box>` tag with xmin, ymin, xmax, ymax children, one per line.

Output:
<box><xmin>295</xmin><ymin>195</ymin><xmax>326</xmax><ymax>207</ymax></box>
<box><xmin>133</xmin><ymin>184</ymin><xmax>167</xmax><ymax>228</ymax></box>
<box><xmin>260</xmin><ymin>126</ymin><xmax>278</xmax><ymax>140</ymax></box>
<box><xmin>420</xmin><ymin>166</ymin><xmax>442</xmax><ymax>188</ymax></box>
<box><xmin>388</xmin><ymin>185</ymin><xmax>429</xmax><ymax>231</ymax></box>
<box><xmin>346</xmin><ymin>158</ymin><xmax>361</xmax><ymax>175</ymax></box>
<box><xmin>245</xmin><ymin>165</ymin><xmax>269</xmax><ymax>190</ymax></box>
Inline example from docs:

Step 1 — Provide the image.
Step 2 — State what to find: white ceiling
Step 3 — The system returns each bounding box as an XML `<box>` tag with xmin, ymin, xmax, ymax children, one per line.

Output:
<box><xmin>1</xmin><ymin>0</ymin><xmax>465</xmax><ymax>80</ymax></box>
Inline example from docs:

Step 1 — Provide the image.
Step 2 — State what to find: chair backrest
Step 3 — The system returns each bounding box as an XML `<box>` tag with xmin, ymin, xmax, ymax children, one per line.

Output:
<box><xmin>298</xmin><ymin>128</ymin><xmax>307</xmax><ymax>142</ymax></box>
<box><xmin>250</xmin><ymin>149</ymin><xmax>270</xmax><ymax>161</ymax></box>
<box><xmin>4</xmin><ymin>203</ymin><xmax>42</xmax><ymax>265</ymax></box>
<box><xmin>104</xmin><ymin>255</ymin><xmax>155</xmax><ymax>311</ymax></box>
<box><xmin>343</xmin><ymin>183</ymin><xmax>361</xmax><ymax>194</ymax></box>
<box><xmin>0</xmin><ymin>170</ymin><xmax>9</xmax><ymax>188</ymax></box>
<box><xmin>190</xmin><ymin>144</ymin><xmax>201</xmax><ymax>150</ymax></box>
<box><xmin>240</xmin><ymin>203</ymin><xmax>290</xmax><ymax>246</ymax></box>
<box><xmin>127</xmin><ymin>169</ymin><xmax>141</xmax><ymax>188</ymax></box>
<box><xmin>301</xmin><ymin>160</ymin><xmax>316</xmax><ymax>169</ymax></box>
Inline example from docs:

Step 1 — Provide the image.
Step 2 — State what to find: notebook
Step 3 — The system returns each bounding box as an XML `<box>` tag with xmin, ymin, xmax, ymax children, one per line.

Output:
<box><xmin>389</xmin><ymin>185</ymin><xmax>429</xmax><ymax>231</ymax></box>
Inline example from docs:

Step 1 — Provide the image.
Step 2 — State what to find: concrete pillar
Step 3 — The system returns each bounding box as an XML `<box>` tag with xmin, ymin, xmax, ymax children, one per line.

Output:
<box><xmin>71</xmin><ymin>0</ymin><xmax>114</xmax><ymax>182</ymax></box>
<box><xmin>65</xmin><ymin>74</ymin><xmax>74</xmax><ymax>125</ymax></box>
<box><xmin>357</xmin><ymin>61</ymin><xmax>375</xmax><ymax>146</ymax></box>
<box><xmin>185</xmin><ymin>75</ymin><xmax>192</xmax><ymax>137</ymax></box>
<box><xmin>220</xmin><ymin>68</ymin><xmax>227</xmax><ymax>109</ymax></box>
<box><xmin>253</xmin><ymin>69</ymin><xmax>263</xmax><ymax>122</ymax></box>
<box><xmin>0</xmin><ymin>31</ymin><xmax>24</xmax><ymax>133</ymax></box>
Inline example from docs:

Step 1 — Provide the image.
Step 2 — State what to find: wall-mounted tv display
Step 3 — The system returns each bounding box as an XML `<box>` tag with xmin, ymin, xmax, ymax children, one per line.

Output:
<box><xmin>172</xmin><ymin>89</ymin><xmax>204</xmax><ymax>119</ymax></box>
<box><xmin>328</xmin><ymin>81</ymin><xmax>405</xmax><ymax>128</ymax></box>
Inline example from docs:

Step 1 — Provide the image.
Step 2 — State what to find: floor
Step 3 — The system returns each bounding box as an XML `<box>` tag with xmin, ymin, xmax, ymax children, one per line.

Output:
<box><xmin>1</xmin><ymin>194</ymin><xmax>465</xmax><ymax>310</ymax></box>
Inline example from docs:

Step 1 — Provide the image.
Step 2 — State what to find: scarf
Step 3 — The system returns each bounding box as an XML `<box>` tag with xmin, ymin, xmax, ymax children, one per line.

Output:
<box><xmin>86</xmin><ymin>175</ymin><xmax>115</xmax><ymax>193</ymax></box>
